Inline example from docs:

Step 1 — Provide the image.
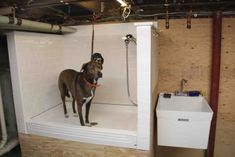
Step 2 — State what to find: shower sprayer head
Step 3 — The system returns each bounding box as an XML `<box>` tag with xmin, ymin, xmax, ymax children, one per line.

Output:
<box><xmin>126</xmin><ymin>34</ymin><xmax>133</xmax><ymax>39</ymax></box>
<box><xmin>122</xmin><ymin>34</ymin><xmax>136</xmax><ymax>44</ymax></box>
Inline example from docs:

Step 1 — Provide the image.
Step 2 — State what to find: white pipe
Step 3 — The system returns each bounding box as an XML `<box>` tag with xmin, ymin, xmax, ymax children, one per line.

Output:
<box><xmin>0</xmin><ymin>85</ymin><xmax>7</xmax><ymax>149</ymax></box>
<box><xmin>0</xmin><ymin>15</ymin><xmax>76</xmax><ymax>34</ymax></box>
<box><xmin>0</xmin><ymin>138</ymin><xmax>19</xmax><ymax>156</ymax></box>
<box><xmin>116</xmin><ymin>0</ymin><xmax>128</xmax><ymax>7</ymax></box>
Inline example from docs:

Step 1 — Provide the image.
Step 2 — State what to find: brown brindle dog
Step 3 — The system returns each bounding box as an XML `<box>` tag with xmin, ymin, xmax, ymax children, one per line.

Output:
<box><xmin>58</xmin><ymin>62</ymin><xmax>102</xmax><ymax>126</ymax></box>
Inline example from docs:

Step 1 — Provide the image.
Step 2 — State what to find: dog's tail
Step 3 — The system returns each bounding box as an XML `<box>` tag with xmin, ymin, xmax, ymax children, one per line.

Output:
<box><xmin>65</xmin><ymin>88</ymin><xmax>70</xmax><ymax>98</ymax></box>
<box><xmin>59</xmin><ymin>81</ymin><xmax>70</xmax><ymax>98</ymax></box>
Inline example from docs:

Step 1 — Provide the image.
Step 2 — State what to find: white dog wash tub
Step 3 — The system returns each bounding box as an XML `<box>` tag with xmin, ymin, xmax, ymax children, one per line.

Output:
<box><xmin>7</xmin><ymin>22</ymin><xmax>159</xmax><ymax>151</ymax></box>
<box><xmin>27</xmin><ymin>103</ymin><xmax>137</xmax><ymax>148</ymax></box>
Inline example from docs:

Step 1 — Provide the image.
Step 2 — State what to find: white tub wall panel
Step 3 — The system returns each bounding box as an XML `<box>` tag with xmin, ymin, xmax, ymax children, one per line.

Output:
<box><xmin>136</xmin><ymin>24</ymin><xmax>152</xmax><ymax>150</ymax></box>
<box><xmin>93</xmin><ymin>31</ymin><xmax>137</xmax><ymax>104</ymax></box>
<box><xmin>14</xmin><ymin>32</ymin><xmax>64</xmax><ymax>119</ymax></box>
<box><xmin>7</xmin><ymin>32</ymin><xmax>64</xmax><ymax>133</ymax></box>
<box><xmin>63</xmin><ymin>23</ymin><xmax>137</xmax><ymax>105</ymax></box>
<box><xmin>7</xmin><ymin>32</ymin><xmax>27</xmax><ymax>133</ymax></box>
<box><xmin>63</xmin><ymin>25</ymin><xmax>92</xmax><ymax>70</ymax></box>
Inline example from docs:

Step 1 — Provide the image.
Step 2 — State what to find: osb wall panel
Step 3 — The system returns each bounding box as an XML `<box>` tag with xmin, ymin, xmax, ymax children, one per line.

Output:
<box><xmin>19</xmin><ymin>134</ymin><xmax>151</xmax><ymax>157</ymax></box>
<box><xmin>156</xmin><ymin>18</ymin><xmax>211</xmax><ymax>157</ymax></box>
<box><xmin>156</xmin><ymin>18</ymin><xmax>235</xmax><ymax>157</ymax></box>
<box><xmin>157</xmin><ymin>19</ymin><xmax>212</xmax><ymax>98</ymax></box>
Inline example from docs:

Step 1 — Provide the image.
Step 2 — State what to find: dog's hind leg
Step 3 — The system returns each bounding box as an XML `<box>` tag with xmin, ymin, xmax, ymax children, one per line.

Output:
<box><xmin>61</xmin><ymin>95</ymin><xmax>69</xmax><ymax>118</ymax></box>
<box><xmin>59</xmin><ymin>81</ymin><xmax>69</xmax><ymax>118</ymax></box>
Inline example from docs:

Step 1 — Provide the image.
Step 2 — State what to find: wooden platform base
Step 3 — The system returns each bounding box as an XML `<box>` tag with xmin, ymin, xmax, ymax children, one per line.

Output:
<box><xmin>19</xmin><ymin>134</ymin><xmax>151</xmax><ymax>157</ymax></box>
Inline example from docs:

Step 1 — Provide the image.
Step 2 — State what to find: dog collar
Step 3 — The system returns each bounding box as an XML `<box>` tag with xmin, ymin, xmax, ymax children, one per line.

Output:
<box><xmin>83</xmin><ymin>78</ymin><xmax>100</xmax><ymax>88</ymax></box>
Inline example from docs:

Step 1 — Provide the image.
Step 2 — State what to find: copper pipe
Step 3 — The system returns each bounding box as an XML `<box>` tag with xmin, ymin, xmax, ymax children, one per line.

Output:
<box><xmin>165</xmin><ymin>0</ymin><xmax>169</xmax><ymax>29</ymax></box>
<box><xmin>165</xmin><ymin>9</ymin><xmax>169</xmax><ymax>29</ymax></box>
<box><xmin>186</xmin><ymin>6</ymin><xmax>192</xmax><ymax>29</ymax></box>
<box><xmin>207</xmin><ymin>11</ymin><xmax>222</xmax><ymax>157</ymax></box>
<box><xmin>186</xmin><ymin>13</ymin><xmax>191</xmax><ymax>29</ymax></box>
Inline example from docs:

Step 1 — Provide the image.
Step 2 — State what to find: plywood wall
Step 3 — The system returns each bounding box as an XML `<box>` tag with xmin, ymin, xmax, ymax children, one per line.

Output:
<box><xmin>156</xmin><ymin>18</ymin><xmax>235</xmax><ymax>157</ymax></box>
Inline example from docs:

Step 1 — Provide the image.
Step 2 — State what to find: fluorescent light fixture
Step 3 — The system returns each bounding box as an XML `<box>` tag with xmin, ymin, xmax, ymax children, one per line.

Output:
<box><xmin>116</xmin><ymin>0</ymin><xmax>128</xmax><ymax>7</ymax></box>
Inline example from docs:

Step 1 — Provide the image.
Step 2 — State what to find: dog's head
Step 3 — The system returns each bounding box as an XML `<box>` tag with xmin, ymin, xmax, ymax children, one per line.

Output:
<box><xmin>81</xmin><ymin>53</ymin><xmax>104</xmax><ymax>72</ymax></box>
<box><xmin>92</xmin><ymin>53</ymin><xmax>104</xmax><ymax>64</ymax></box>
<box><xmin>83</xmin><ymin>61</ymin><xmax>102</xmax><ymax>80</ymax></box>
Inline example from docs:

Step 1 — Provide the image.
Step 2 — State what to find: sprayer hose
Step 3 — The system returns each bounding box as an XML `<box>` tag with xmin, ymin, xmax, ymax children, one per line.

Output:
<box><xmin>125</xmin><ymin>43</ymin><xmax>137</xmax><ymax>106</ymax></box>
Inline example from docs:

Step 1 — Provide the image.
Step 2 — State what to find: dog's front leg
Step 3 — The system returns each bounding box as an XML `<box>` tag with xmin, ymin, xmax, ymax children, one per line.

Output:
<box><xmin>85</xmin><ymin>100</ymin><xmax>98</xmax><ymax>126</ymax></box>
<box><xmin>77</xmin><ymin>100</ymin><xmax>85</xmax><ymax>126</ymax></box>
<box><xmin>72</xmin><ymin>96</ymin><xmax>78</xmax><ymax>117</ymax></box>
<box><xmin>85</xmin><ymin>100</ymin><xmax>92</xmax><ymax>124</ymax></box>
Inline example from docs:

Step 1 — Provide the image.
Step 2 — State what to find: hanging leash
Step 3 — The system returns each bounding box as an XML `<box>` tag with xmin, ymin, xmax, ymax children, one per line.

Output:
<box><xmin>90</xmin><ymin>12</ymin><xmax>100</xmax><ymax>60</ymax></box>
<box><xmin>91</xmin><ymin>21</ymin><xmax>94</xmax><ymax>60</ymax></box>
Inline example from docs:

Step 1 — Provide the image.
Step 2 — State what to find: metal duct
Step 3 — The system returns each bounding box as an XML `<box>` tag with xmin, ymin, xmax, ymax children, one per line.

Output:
<box><xmin>0</xmin><ymin>15</ymin><xmax>76</xmax><ymax>34</ymax></box>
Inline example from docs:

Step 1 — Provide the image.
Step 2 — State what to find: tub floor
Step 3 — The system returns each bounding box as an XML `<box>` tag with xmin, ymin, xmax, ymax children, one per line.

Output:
<box><xmin>26</xmin><ymin>103</ymin><xmax>137</xmax><ymax>148</ymax></box>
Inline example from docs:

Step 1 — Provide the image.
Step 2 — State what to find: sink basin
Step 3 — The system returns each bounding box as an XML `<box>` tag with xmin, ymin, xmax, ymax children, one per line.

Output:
<box><xmin>157</xmin><ymin>93</ymin><xmax>213</xmax><ymax>120</ymax></box>
<box><xmin>156</xmin><ymin>93</ymin><xmax>213</xmax><ymax>149</ymax></box>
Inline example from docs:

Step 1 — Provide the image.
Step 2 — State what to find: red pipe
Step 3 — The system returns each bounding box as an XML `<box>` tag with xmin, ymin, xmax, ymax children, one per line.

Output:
<box><xmin>207</xmin><ymin>11</ymin><xmax>222</xmax><ymax>157</ymax></box>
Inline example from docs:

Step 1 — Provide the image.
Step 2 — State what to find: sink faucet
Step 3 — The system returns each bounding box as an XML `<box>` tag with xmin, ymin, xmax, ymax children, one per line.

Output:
<box><xmin>180</xmin><ymin>79</ymin><xmax>188</xmax><ymax>92</ymax></box>
<box><xmin>175</xmin><ymin>79</ymin><xmax>188</xmax><ymax>96</ymax></box>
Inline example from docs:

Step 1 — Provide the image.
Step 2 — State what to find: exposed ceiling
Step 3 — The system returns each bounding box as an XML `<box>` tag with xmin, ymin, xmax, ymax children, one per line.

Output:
<box><xmin>0</xmin><ymin>0</ymin><xmax>235</xmax><ymax>26</ymax></box>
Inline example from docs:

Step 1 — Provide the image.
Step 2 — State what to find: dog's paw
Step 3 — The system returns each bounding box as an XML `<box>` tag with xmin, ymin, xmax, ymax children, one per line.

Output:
<box><xmin>90</xmin><ymin>122</ymin><xmax>98</xmax><ymax>126</ymax></box>
<box><xmin>85</xmin><ymin>123</ymin><xmax>92</xmax><ymax>127</ymax></box>
<box><xmin>65</xmin><ymin>114</ymin><xmax>69</xmax><ymax>118</ymax></box>
<box><xmin>73</xmin><ymin>114</ymin><xmax>78</xmax><ymax>117</ymax></box>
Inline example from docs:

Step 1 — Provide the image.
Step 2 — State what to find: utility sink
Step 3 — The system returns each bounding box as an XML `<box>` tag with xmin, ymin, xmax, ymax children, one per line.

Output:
<box><xmin>156</xmin><ymin>93</ymin><xmax>213</xmax><ymax>149</ymax></box>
